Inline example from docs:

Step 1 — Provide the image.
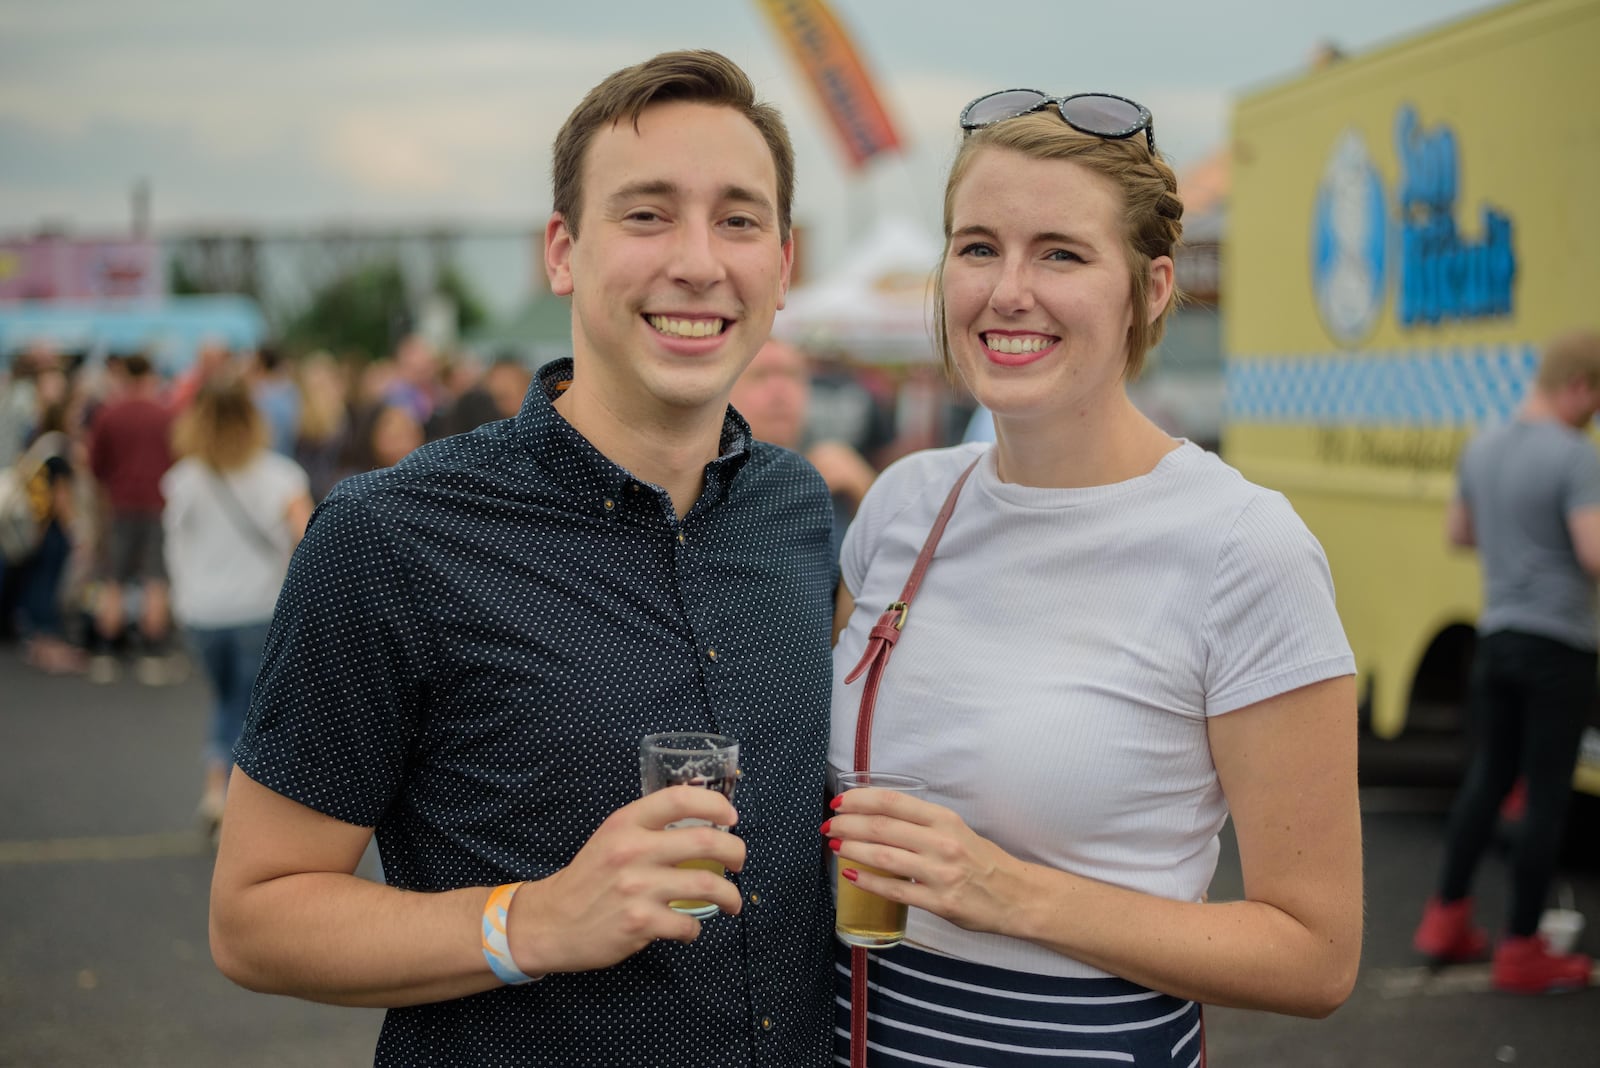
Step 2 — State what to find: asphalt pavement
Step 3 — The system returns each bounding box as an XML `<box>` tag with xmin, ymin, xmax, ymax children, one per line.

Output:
<box><xmin>2</xmin><ymin>643</ymin><xmax>1598</xmax><ymax>1067</ymax></box>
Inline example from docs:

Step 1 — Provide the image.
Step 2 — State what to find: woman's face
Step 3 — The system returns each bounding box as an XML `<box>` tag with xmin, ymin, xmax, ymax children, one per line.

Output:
<box><xmin>371</xmin><ymin>406</ymin><xmax>424</xmax><ymax>468</ymax></box>
<box><xmin>942</xmin><ymin>147</ymin><xmax>1148</xmax><ymax>427</ymax></box>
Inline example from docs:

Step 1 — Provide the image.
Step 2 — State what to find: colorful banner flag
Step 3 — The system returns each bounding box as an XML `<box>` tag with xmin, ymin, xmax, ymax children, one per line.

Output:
<box><xmin>754</xmin><ymin>0</ymin><xmax>903</xmax><ymax>169</ymax></box>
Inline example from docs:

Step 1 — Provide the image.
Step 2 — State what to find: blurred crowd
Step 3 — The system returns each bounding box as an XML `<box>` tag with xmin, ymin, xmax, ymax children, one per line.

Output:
<box><xmin>0</xmin><ymin>333</ymin><xmax>973</xmax><ymax>686</ymax></box>
<box><xmin>0</xmin><ymin>333</ymin><xmax>539</xmax><ymax>682</ymax></box>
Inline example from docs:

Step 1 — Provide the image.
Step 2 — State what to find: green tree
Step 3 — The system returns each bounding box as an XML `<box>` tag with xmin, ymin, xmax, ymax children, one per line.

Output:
<box><xmin>284</xmin><ymin>259</ymin><xmax>410</xmax><ymax>362</ymax></box>
<box><xmin>436</xmin><ymin>262</ymin><xmax>490</xmax><ymax>336</ymax></box>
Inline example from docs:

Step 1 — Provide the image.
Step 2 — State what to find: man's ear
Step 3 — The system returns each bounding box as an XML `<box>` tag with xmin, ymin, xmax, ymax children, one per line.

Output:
<box><xmin>545</xmin><ymin>213</ymin><xmax>575</xmax><ymax>297</ymax></box>
<box><xmin>775</xmin><ymin>234</ymin><xmax>796</xmax><ymax>311</ymax></box>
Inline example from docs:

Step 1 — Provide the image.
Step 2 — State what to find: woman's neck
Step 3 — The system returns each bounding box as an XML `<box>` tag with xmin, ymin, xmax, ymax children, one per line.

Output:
<box><xmin>991</xmin><ymin>390</ymin><xmax>1178</xmax><ymax>489</ymax></box>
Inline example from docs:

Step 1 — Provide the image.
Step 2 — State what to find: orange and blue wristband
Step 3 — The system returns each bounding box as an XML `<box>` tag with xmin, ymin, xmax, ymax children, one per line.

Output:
<box><xmin>481</xmin><ymin>882</ymin><xmax>542</xmax><ymax>985</ymax></box>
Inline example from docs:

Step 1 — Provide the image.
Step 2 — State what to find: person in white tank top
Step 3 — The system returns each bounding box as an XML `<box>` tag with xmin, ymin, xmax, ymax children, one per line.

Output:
<box><xmin>825</xmin><ymin>98</ymin><xmax>1363</xmax><ymax>1065</ymax></box>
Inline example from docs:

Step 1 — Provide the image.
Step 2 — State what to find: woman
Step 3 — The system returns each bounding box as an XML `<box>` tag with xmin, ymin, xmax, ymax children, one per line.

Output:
<box><xmin>163</xmin><ymin>375</ymin><xmax>312</xmax><ymax>833</ymax></box>
<box><xmin>826</xmin><ymin>93</ymin><xmax>1362</xmax><ymax>1066</ymax></box>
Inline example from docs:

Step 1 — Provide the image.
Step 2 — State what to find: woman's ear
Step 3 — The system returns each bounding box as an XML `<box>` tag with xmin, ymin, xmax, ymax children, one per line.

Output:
<box><xmin>1145</xmin><ymin>255</ymin><xmax>1175</xmax><ymax>323</ymax></box>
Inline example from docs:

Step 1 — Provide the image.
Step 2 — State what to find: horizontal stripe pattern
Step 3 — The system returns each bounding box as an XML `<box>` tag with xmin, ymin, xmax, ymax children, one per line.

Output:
<box><xmin>1226</xmin><ymin>344</ymin><xmax>1539</xmax><ymax>426</ymax></box>
<box><xmin>834</xmin><ymin>943</ymin><xmax>1201</xmax><ymax>1067</ymax></box>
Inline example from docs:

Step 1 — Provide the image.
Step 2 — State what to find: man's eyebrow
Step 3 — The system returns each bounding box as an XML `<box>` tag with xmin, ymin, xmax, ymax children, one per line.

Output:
<box><xmin>606</xmin><ymin>180</ymin><xmax>775</xmax><ymax>216</ymax></box>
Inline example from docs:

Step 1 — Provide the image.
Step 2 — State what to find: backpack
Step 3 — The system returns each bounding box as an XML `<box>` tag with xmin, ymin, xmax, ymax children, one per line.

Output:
<box><xmin>0</xmin><ymin>431</ymin><xmax>66</xmax><ymax>564</ymax></box>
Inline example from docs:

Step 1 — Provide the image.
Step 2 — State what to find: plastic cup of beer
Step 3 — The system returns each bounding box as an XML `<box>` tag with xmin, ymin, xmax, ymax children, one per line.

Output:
<box><xmin>640</xmin><ymin>732</ymin><xmax>739</xmax><ymax>919</ymax></box>
<box><xmin>833</xmin><ymin>771</ymin><xmax>927</xmax><ymax>949</ymax></box>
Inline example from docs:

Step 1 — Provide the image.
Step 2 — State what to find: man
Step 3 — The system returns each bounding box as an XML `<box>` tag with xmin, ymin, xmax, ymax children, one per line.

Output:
<box><xmin>209</xmin><ymin>51</ymin><xmax>837</xmax><ymax>1066</ymax></box>
<box><xmin>730</xmin><ymin>337</ymin><xmax>876</xmax><ymax>560</ymax></box>
<box><xmin>87</xmin><ymin>352</ymin><xmax>176</xmax><ymax>684</ymax></box>
<box><xmin>1412</xmin><ymin>329</ymin><xmax>1600</xmax><ymax>993</ymax></box>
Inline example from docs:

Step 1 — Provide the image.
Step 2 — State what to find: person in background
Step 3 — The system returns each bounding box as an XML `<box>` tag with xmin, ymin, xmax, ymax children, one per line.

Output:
<box><xmin>12</xmin><ymin>401</ymin><xmax>83</xmax><ymax>674</ymax></box>
<box><xmin>445</xmin><ymin>356</ymin><xmax>535</xmax><ymax>436</ymax></box>
<box><xmin>1411</xmin><ymin>330</ymin><xmax>1600</xmax><ymax>993</ymax></box>
<box><xmin>730</xmin><ymin>337</ymin><xmax>877</xmax><ymax>559</ymax></box>
<box><xmin>291</xmin><ymin>352</ymin><xmax>352</xmax><ymax>503</ymax></box>
<box><xmin>365</xmin><ymin>402</ymin><xmax>426</xmax><ymax>471</ymax></box>
<box><xmin>0</xmin><ymin>347</ymin><xmax>46</xmax><ymax>642</ymax></box>
<box><xmin>249</xmin><ymin>344</ymin><xmax>301</xmax><ymax>457</ymax></box>
<box><xmin>86</xmin><ymin>352</ymin><xmax>176</xmax><ymax>685</ymax></box>
<box><xmin>825</xmin><ymin>93</ymin><xmax>1362</xmax><ymax>1065</ymax></box>
<box><xmin>382</xmin><ymin>333</ymin><xmax>441</xmax><ymax>431</ymax></box>
<box><xmin>163</xmin><ymin>374</ymin><xmax>312</xmax><ymax>837</ymax></box>
<box><xmin>208</xmin><ymin>50</ymin><xmax>836</xmax><ymax>1066</ymax></box>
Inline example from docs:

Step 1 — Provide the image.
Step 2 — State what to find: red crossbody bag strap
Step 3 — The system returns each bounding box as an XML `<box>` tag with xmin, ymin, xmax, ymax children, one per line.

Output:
<box><xmin>843</xmin><ymin>457</ymin><xmax>980</xmax><ymax>1068</ymax></box>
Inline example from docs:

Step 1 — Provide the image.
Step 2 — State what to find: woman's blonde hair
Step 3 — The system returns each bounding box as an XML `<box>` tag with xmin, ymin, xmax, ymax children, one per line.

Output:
<box><xmin>172</xmin><ymin>373</ymin><xmax>267</xmax><ymax>472</ymax></box>
<box><xmin>934</xmin><ymin>112</ymin><xmax>1185</xmax><ymax>381</ymax></box>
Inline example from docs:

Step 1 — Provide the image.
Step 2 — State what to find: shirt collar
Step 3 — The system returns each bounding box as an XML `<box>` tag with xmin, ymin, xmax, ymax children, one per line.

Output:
<box><xmin>514</xmin><ymin>358</ymin><xmax>755</xmax><ymax>512</ymax></box>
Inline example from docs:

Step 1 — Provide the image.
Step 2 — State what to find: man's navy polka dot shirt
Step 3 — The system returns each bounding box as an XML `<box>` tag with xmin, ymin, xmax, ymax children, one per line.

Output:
<box><xmin>235</xmin><ymin>358</ymin><xmax>838</xmax><ymax>1067</ymax></box>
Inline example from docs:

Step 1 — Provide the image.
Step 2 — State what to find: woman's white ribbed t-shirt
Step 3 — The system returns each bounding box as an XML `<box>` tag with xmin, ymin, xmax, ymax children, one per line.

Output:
<box><xmin>829</xmin><ymin>441</ymin><xmax>1355</xmax><ymax>978</ymax></box>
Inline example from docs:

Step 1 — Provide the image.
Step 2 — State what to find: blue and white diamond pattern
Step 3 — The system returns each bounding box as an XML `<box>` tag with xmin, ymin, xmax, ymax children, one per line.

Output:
<box><xmin>1226</xmin><ymin>344</ymin><xmax>1540</xmax><ymax>426</ymax></box>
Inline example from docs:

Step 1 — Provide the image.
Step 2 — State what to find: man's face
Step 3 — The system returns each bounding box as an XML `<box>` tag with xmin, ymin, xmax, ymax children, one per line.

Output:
<box><xmin>545</xmin><ymin>100</ymin><xmax>793</xmax><ymax>423</ymax></box>
<box><xmin>730</xmin><ymin>339</ymin><xmax>809</xmax><ymax>449</ymax></box>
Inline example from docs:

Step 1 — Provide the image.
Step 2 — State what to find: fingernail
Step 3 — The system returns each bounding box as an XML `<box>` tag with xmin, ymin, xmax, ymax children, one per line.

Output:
<box><xmin>819</xmin><ymin>819</ymin><xmax>832</xmax><ymax>835</ymax></box>
<box><xmin>829</xmin><ymin>796</ymin><xmax>843</xmax><ymax>810</ymax></box>
<box><xmin>828</xmin><ymin>838</ymin><xmax>842</xmax><ymax>852</ymax></box>
<box><xmin>842</xmin><ymin>868</ymin><xmax>859</xmax><ymax>882</ymax></box>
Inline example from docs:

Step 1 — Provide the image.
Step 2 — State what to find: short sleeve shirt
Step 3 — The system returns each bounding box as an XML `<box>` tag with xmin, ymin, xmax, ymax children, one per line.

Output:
<box><xmin>234</xmin><ymin>358</ymin><xmax>838</xmax><ymax>1067</ymax></box>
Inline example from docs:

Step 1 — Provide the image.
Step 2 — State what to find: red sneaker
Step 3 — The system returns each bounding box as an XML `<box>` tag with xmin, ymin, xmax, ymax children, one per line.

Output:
<box><xmin>1413</xmin><ymin>896</ymin><xmax>1489</xmax><ymax>963</ymax></box>
<box><xmin>1491</xmin><ymin>935</ymin><xmax>1591</xmax><ymax>994</ymax></box>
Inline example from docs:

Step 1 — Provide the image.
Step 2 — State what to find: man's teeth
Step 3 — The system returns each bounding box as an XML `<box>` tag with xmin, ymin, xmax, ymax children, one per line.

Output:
<box><xmin>986</xmin><ymin>334</ymin><xmax>1051</xmax><ymax>355</ymax></box>
<box><xmin>649</xmin><ymin>316</ymin><xmax>726</xmax><ymax>338</ymax></box>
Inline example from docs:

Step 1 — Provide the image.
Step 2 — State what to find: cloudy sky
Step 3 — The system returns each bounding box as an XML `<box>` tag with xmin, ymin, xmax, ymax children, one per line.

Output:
<box><xmin>1</xmin><ymin>0</ymin><xmax>1494</xmax><ymax>273</ymax></box>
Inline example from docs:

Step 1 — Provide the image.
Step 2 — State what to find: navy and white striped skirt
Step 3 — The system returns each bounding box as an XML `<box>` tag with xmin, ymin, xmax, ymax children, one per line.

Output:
<box><xmin>834</xmin><ymin>942</ymin><xmax>1204</xmax><ymax>1067</ymax></box>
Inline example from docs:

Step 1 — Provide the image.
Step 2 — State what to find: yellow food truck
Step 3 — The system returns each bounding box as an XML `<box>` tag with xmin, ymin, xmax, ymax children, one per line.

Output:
<box><xmin>1224</xmin><ymin>0</ymin><xmax>1600</xmax><ymax>795</ymax></box>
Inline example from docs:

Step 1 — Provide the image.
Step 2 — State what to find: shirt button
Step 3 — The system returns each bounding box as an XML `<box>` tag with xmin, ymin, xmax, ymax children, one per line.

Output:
<box><xmin>677</xmin><ymin>532</ymin><xmax>685</xmax><ymax>545</ymax></box>
<box><xmin>760</xmin><ymin>1017</ymin><xmax>773</xmax><ymax>1031</ymax></box>
<box><xmin>603</xmin><ymin>499</ymin><xmax>615</xmax><ymax>511</ymax></box>
<box><xmin>748</xmin><ymin>890</ymin><xmax>761</xmax><ymax>905</ymax></box>
<box><xmin>707</xmin><ymin>648</ymin><xmax>718</xmax><ymax>661</ymax></box>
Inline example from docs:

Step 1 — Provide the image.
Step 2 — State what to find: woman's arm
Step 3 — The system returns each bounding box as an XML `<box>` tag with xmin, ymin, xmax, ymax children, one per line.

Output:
<box><xmin>829</xmin><ymin>674</ymin><xmax>1362</xmax><ymax>1017</ymax></box>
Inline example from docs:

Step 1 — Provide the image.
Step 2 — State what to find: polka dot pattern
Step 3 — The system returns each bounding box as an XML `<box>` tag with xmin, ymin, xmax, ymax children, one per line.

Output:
<box><xmin>234</xmin><ymin>358</ymin><xmax>838</xmax><ymax>1066</ymax></box>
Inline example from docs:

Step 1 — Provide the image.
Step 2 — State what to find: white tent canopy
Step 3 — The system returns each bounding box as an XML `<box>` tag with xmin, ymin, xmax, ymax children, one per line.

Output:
<box><xmin>775</xmin><ymin>216</ymin><xmax>942</xmax><ymax>364</ymax></box>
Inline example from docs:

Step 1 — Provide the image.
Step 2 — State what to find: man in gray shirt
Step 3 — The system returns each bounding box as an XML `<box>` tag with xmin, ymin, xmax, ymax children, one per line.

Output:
<box><xmin>1413</xmin><ymin>330</ymin><xmax>1600</xmax><ymax>993</ymax></box>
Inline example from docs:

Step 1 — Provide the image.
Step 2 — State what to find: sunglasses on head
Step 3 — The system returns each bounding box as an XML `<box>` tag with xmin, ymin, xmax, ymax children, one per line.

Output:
<box><xmin>959</xmin><ymin>90</ymin><xmax>1156</xmax><ymax>154</ymax></box>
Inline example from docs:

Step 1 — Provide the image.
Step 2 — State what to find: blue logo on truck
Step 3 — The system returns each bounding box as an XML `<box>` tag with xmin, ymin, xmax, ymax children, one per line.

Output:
<box><xmin>1311</xmin><ymin>106</ymin><xmax>1516</xmax><ymax>346</ymax></box>
<box><xmin>1311</xmin><ymin>131</ymin><xmax>1389</xmax><ymax>344</ymax></box>
<box><xmin>1393</xmin><ymin>105</ymin><xmax>1516</xmax><ymax>328</ymax></box>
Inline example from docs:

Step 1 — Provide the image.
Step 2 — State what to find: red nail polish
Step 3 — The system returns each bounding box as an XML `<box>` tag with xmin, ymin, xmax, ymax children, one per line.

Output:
<box><xmin>829</xmin><ymin>796</ymin><xmax>843</xmax><ymax>811</ymax></box>
<box><xmin>842</xmin><ymin>868</ymin><xmax>859</xmax><ymax>882</ymax></box>
<box><xmin>828</xmin><ymin>838</ymin><xmax>842</xmax><ymax>852</ymax></box>
<box><xmin>819</xmin><ymin>819</ymin><xmax>832</xmax><ymax>835</ymax></box>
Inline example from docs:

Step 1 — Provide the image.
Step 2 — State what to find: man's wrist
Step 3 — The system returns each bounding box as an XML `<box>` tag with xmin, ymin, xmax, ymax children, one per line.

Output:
<box><xmin>481</xmin><ymin>882</ymin><xmax>544</xmax><ymax>985</ymax></box>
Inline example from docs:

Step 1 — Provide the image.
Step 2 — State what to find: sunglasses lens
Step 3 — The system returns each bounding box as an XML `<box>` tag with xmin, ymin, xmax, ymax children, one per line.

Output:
<box><xmin>1059</xmin><ymin>94</ymin><xmax>1145</xmax><ymax>137</ymax></box>
<box><xmin>962</xmin><ymin>89</ymin><xmax>1049</xmax><ymax>128</ymax></box>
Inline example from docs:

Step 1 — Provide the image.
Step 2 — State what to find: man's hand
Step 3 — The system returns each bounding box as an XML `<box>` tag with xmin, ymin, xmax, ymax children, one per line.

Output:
<box><xmin>506</xmin><ymin>786</ymin><xmax>745</xmax><ymax>975</ymax></box>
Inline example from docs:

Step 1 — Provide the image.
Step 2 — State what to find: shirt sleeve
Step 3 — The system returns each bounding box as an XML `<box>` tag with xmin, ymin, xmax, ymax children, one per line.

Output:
<box><xmin>1565</xmin><ymin>437</ymin><xmax>1600</xmax><ymax>513</ymax></box>
<box><xmin>1201</xmin><ymin>492</ymin><xmax>1356</xmax><ymax>716</ymax></box>
<box><xmin>233</xmin><ymin>489</ymin><xmax>435</xmax><ymax>826</ymax></box>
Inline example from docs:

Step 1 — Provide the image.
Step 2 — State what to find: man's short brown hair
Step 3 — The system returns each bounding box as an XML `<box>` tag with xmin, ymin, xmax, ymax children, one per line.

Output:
<box><xmin>1536</xmin><ymin>329</ymin><xmax>1600</xmax><ymax>391</ymax></box>
<box><xmin>550</xmin><ymin>50</ymin><xmax>795</xmax><ymax>242</ymax></box>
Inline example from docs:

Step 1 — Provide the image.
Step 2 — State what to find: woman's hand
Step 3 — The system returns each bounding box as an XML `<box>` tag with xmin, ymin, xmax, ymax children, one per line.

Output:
<box><xmin>824</xmin><ymin>787</ymin><xmax>1030</xmax><ymax>936</ymax></box>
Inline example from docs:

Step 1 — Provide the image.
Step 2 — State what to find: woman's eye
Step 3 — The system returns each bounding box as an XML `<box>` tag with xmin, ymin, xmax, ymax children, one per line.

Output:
<box><xmin>957</xmin><ymin>243</ymin><xmax>995</xmax><ymax>258</ymax></box>
<box><xmin>1045</xmin><ymin>249</ymin><xmax>1083</xmax><ymax>263</ymax></box>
